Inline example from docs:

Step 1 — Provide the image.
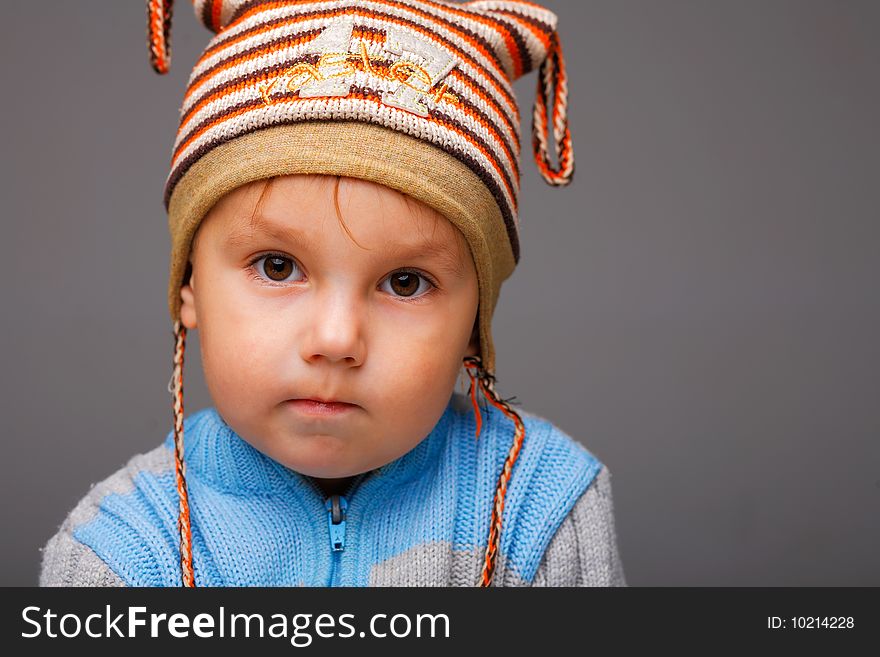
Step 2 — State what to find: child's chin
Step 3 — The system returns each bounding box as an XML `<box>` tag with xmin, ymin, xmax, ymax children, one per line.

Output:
<box><xmin>270</xmin><ymin>441</ymin><xmax>359</xmax><ymax>478</ymax></box>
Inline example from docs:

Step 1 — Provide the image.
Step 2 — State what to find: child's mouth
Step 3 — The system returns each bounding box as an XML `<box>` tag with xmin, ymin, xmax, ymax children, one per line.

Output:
<box><xmin>286</xmin><ymin>399</ymin><xmax>358</xmax><ymax>417</ymax></box>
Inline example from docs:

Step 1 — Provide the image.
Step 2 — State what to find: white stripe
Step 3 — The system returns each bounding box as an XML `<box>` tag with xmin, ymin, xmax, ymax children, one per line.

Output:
<box><xmin>385</xmin><ymin>0</ymin><xmax>515</xmax><ymax>77</ymax></box>
<box><xmin>489</xmin><ymin>14</ymin><xmax>545</xmax><ymax>71</ymax></box>
<box><xmin>178</xmin><ymin>13</ymin><xmax>518</xmax><ymax>139</ymax></box>
<box><xmin>192</xmin><ymin>0</ymin><xmax>210</xmax><ymax>30</ymax></box>
<box><xmin>190</xmin><ymin>0</ymin><xmax>356</xmax><ymax>79</ymax></box>
<box><xmin>178</xmin><ymin>37</ymin><xmax>520</xmax><ymax>164</ymax></box>
<box><xmin>465</xmin><ymin>0</ymin><xmax>558</xmax><ymax>30</ymax></box>
<box><xmin>173</xmin><ymin>62</ymin><xmax>520</xmax><ymax>188</ymax></box>
<box><xmin>167</xmin><ymin>95</ymin><xmax>518</xmax><ymax>219</ymax></box>
<box><xmin>184</xmin><ymin>1</ymin><xmax>517</xmax><ymax>118</ymax></box>
<box><xmin>462</xmin><ymin>2</ymin><xmax>560</xmax><ymax>76</ymax></box>
<box><xmin>172</xmin><ymin>75</ymin><xmax>521</xmax><ymax>197</ymax></box>
<box><xmin>221</xmin><ymin>0</ymin><xmax>253</xmax><ymax>28</ymax></box>
<box><xmin>218</xmin><ymin>0</ymin><xmax>520</xmax><ymax>87</ymax></box>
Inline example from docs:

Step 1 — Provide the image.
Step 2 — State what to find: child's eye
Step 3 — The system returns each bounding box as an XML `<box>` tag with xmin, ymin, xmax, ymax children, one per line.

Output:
<box><xmin>381</xmin><ymin>271</ymin><xmax>436</xmax><ymax>299</ymax></box>
<box><xmin>250</xmin><ymin>254</ymin><xmax>304</xmax><ymax>283</ymax></box>
<box><xmin>248</xmin><ymin>255</ymin><xmax>435</xmax><ymax>299</ymax></box>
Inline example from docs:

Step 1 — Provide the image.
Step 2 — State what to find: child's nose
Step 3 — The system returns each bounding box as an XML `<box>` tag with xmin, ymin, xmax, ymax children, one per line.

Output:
<box><xmin>299</xmin><ymin>289</ymin><xmax>366</xmax><ymax>366</ymax></box>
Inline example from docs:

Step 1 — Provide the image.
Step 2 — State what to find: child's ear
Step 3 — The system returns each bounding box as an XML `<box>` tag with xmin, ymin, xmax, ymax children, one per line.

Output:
<box><xmin>179</xmin><ymin>262</ymin><xmax>198</xmax><ymax>329</ymax></box>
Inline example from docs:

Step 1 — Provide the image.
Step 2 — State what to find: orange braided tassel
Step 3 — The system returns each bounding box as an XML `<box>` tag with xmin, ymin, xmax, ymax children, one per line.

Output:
<box><xmin>532</xmin><ymin>30</ymin><xmax>574</xmax><ymax>186</ymax></box>
<box><xmin>209</xmin><ymin>0</ymin><xmax>225</xmax><ymax>33</ymax></box>
<box><xmin>147</xmin><ymin>0</ymin><xmax>175</xmax><ymax>74</ymax></box>
<box><xmin>463</xmin><ymin>356</ymin><xmax>526</xmax><ymax>587</ymax></box>
<box><xmin>170</xmin><ymin>320</ymin><xmax>196</xmax><ymax>587</ymax></box>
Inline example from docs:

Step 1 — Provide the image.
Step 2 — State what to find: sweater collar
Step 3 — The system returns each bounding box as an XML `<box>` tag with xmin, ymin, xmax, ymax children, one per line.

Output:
<box><xmin>166</xmin><ymin>393</ymin><xmax>461</xmax><ymax>497</ymax></box>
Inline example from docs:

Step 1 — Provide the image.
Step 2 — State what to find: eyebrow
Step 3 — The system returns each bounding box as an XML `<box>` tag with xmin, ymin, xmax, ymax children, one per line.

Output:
<box><xmin>226</xmin><ymin>214</ymin><xmax>466</xmax><ymax>279</ymax></box>
<box><xmin>226</xmin><ymin>214</ymin><xmax>316</xmax><ymax>252</ymax></box>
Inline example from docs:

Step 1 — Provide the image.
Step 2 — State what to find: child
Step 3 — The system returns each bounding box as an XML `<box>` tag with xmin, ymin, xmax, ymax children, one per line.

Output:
<box><xmin>40</xmin><ymin>0</ymin><xmax>626</xmax><ymax>587</ymax></box>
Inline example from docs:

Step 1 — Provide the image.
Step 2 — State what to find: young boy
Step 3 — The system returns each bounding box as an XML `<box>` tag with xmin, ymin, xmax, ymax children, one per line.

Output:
<box><xmin>39</xmin><ymin>0</ymin><xmax>626</xmax><ymax>586</ymax></box>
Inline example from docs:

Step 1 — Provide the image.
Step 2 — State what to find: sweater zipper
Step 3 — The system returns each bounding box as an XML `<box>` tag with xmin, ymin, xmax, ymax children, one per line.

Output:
<box><xmin>304</xmin><ymin>472</ymin><xmax>369</xmax><ymax>586</ymax></box>
<box><xmin>326</xmin><ymin>495</ymin><xmax>347</xmax><ymax>586</ymax></box>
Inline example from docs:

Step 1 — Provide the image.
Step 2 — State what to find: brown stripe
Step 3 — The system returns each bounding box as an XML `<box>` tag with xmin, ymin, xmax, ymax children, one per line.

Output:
<box><xmin>491</xmin><ymin>9</ymin><xmax>554</xmax><ymax>77</ymax></box>
<box><xmin>164</xmin><ymin>91</ymin><xmax>520</xmax><ymax>262</ymax></box>
<box><xmin>492</xmin><ymin>7</ymin><xmax>554</xmax><ymax>41</ymax></box>
<box><xmin>490</xmin><ymin>15</ymin><xmax>531</xmax><ymax>77</ymax></box>
<box><xmin>186</xmin><ymin>8</ymin><xmax>519</xmax><ymax>128</ymax></box>
<box><xmin>200</xmin><ymin>11</ymin><xmax>309</xmax><ymax>60</ymax></box>
<box><xmin>424</xmin><ymin>104</ymin><xmax>518</xmax><ymax>207</ymax></box>
<box><xmin>188</xmin><ymin>26</ymin><xmax>321</xmax><ymax>94</ymax></box>
<box><xmin>172</xmin><ymin>78</ymin><xmax>519</xmax><ymax>213</ymax></box>
<box><xmin>172</xmin><ymin>82</ymin><xmax>518</xmax><ymax>214</ymax></box>
<box><xmin>200</xmin><ymin>0</ymin><xmax>215</xmax><ymax>32</ymax></box>
<box><xmin>185</xmin><ymin>32</ymin><xmax>520</xmax><ymax>156</ymax></box>
<box><xmin>449</xmin><ymin>68</ymin><xmax>520</xmax><ymax>153</ymax></box>
<box><xmin>355</xmin><ymin>25</ymin><xmax>387</xmax><ymax>41</ymax></box>
<box><xmin>394</xmin><ymin>0</ymin><xmax>545</xmax><ymax>77</ymax></box>
<box><xmin>179</xmin><ymin>22</ymin><xmax>522</xmax><ymax>160</ymax></box>
<box><xmin>222</xmin><ymin>2</ymin><xmax>515</xmax><ymax>104</ymax></box>
<box><xmin>178</xmin><ymin>49</ymin><xmax>521</xmax><ymax>180</ymax></box>
<box><xmin>229</xmin><ymin>0</ymin><xmax>270</xmax><ymax>24</ymax></box>
<box><xmin>183</xmin><ymin>29</ymin><xmax>323</xmax><ymax>126</ymax></box>
<box><xmin>447</xmin><ymin>78</ymin><xmax>520</xmax><ymax>180</ymax></box>
<box><xmin>228</xmin><ymin>0</ymin><xmax>508</xmax><ymax>64</ymax></box>
<box><xmin>190</xmin><ymin>22</ymin><xmax>386</xmax><ymax>92</ymax></box>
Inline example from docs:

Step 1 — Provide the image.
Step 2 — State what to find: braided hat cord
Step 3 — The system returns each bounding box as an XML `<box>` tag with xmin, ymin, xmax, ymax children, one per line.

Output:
<box><xmin>146</xmin><ymin>0</ymin><xmax>174</xmax><ymax>76</ymax></box>
<box><xmin>463</xmin><ymin>356</ymin><xmax>526</xmax><ymax>587</ymax></box>
<box><xmin>532</xmin><ymin>31</ymin><xmax>574</xmax><ymax>186</ymax></box>
<box><xmin>169</xmin><ymin>320</ymin><xmax>196</xmax><ymax>587</ymax></box>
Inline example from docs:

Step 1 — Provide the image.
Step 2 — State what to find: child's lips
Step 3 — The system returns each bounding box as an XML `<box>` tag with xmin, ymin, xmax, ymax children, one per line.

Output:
<box><xmin>286</xmin><ymin>399</ymin><xmax>358</xmax><ymax>417</ymax></box>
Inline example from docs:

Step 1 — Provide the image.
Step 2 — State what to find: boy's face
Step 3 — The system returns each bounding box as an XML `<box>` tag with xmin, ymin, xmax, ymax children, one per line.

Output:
<box><xmin>180</xmin><ymin>175</ymin><xmax>479</xmax><ymax>485</ymax></box>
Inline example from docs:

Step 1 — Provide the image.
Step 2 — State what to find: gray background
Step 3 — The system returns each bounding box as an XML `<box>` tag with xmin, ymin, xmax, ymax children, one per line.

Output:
<box><xmin>2</xmin><ymin>1</ymin><xmax>877</xmax><ymax>586</ymax></box>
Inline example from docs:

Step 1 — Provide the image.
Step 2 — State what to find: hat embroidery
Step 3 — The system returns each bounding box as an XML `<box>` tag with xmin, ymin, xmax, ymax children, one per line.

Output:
<box><xmin>257</xmin><ymin>16</ymin><xmax>460</xmax><ymax>116</ymax></box>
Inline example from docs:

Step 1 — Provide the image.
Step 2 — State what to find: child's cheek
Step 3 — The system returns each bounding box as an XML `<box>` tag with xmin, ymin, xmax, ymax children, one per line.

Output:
<box><xmin>201</xmin><ymin>310</ymin><xmax>274</xmax><ymax>409</ymax></box>
<box><xmin>374</xmin><ymin>339</ymin><xmax>460</xmax><ymax>416</ymax></box>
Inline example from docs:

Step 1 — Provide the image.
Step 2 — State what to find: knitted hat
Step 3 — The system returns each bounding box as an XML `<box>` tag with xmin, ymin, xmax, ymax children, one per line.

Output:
<box><xmin>147</xmin><ymin>0</ymin><xmax>574</xmax><ymax>587</ymax></box>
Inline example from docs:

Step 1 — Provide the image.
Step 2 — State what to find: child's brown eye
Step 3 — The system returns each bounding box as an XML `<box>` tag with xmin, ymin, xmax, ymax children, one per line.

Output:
<box><xmin>253</xmin><ymin>255</ymin><xmax>302</xmax><ymax>283</ymax></box>
<box><xmin>391</xmin><ymin>273</ymin><xmax>418</xmax><ymax>296</ymax></box>
<box><xmin>264</xmin><ymin>256</ymin><xmax>293</xmax><ymax>281</ymax></box>
<box><xmin>383</xmin><ymin>271</ymin><xmax>432</xmax><ymax>298</ymax></box>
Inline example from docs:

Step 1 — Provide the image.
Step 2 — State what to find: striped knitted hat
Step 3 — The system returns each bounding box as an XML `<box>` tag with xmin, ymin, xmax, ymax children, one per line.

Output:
<box><xmin>147</xmin><ymin>0</ymin><xmax>574</xmax><ymax>587</ymax></box>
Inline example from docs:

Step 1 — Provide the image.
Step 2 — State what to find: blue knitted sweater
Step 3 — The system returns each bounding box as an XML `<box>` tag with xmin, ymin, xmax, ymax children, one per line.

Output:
<box><xmin>40</xmin><ymin>392</ymin><xmax>626</xmax><ymax>586</ymax></box>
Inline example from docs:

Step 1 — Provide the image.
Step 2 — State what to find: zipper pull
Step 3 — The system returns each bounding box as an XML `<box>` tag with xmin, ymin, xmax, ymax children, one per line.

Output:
<box><xmin>326</xmin><ymin>495</ymin><xmax>348</xmax><ymax>552</ymax></box>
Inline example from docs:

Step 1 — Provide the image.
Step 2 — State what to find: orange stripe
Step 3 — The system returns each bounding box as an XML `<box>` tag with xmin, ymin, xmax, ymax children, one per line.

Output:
<box><xmin>180</xmin><ymin>12</ymin><xmax>519</xmax><ymax>136</ymax></box>
<box><xmin>497</xmin><ymin>25</ymin><xmax>523</xmax><ymax>79</ymax></box>
<box><xmin>550</xmin><ymin>39</ymin><xmax>567</xmax><ymax>130</ymax></box>
<box><xmin>178</xmin><ymin>50</ymin><xmax>520</xmax><ymax>169</ymax></box>
<box><xmin>211</xmin><ymin>0</ymin><xmax>224</xmax><ymax>32</ymax></box>
<box><xmin>149</xmin><ymin>0</ymin><xmax>169</xmax><ymax>74</ymax></box>
<box><xmin>405</xmin><ymin>0</ymin><xmax>531</xmax><ymax>77</ymax></box>
<box><xmin>446</xmin><ymin>92</ymin><xmax>519</xmax><ymax>184</ymax></box>
<box><xmin>171</xmin><ymin>91</ymin><xmax>517</xmax><ymax>211</ymax></box>
<box><xmin>228</xmin><ymin>1</ymin><xmax>511</xmax><ymax>89</ymax></box>
<box><xmin>186</xmin><ymin>8</ymin><xmax>520</xmax><ymax>129</ymax></box>
<box><xmin>397</xmin><ymin>0</ymin><xmax>526</xmax><ymax>79</ymax></box>
<box><xmin>179</xmin><ymin>31</ymin><xmax>323</xmax><ymax>132</ymax></box>
<box><xmin>448</xmin><ymin>70</ymin><xmax>520</xmax><ymax>153</ymax></box>
<box><xmin>363</xmin><ymin>0</ymin><xmax>523</xmax><ymax>81</ymax></box>
<box><xmin>496</xmin><ymin>9</ymin><xmax>551</xmax><ymax>53</ymax></box>
<box><xmin>504</xmin><ymin>0</ymin><xmax>551</xmax><ymax>13</ymax></box>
